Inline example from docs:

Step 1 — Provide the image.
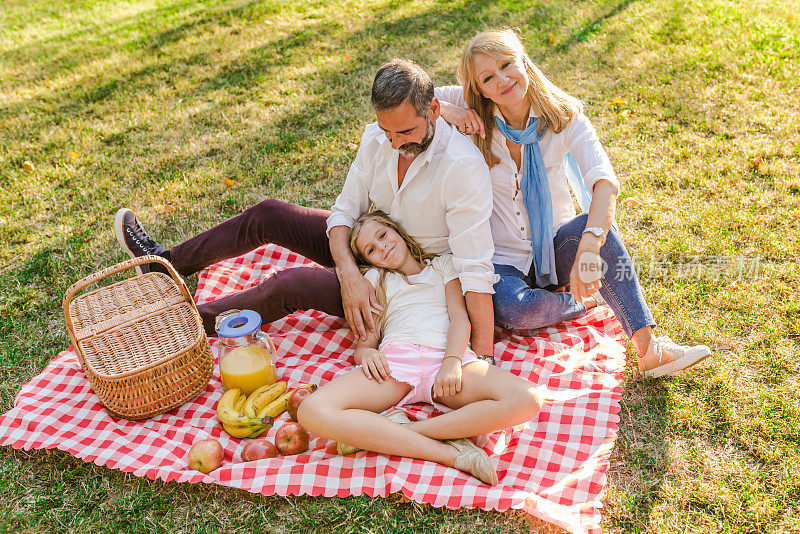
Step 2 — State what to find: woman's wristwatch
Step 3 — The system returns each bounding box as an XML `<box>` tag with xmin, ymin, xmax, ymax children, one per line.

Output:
<box><xmin>582</xmin><ymin>226</ymin><xmax>606</xmax><ymax>246</ymax></box>
<box><xmin>478</xmin><ymin>354</ymin><xmax>496</xmax><ymax>365</ymax></box>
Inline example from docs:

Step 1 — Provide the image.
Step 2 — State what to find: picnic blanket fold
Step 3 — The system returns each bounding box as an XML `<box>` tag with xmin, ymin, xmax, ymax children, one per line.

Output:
<box><xmin>0</xmin><ymin>244</ymin><xmax>624</xmax><ymax>534</ymax></box>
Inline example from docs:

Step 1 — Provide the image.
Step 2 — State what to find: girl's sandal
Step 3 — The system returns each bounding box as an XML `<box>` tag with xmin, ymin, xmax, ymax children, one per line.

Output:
<box><xmin>336</xmin><ymin>441</ymin><xmax>361</xmax><ymax>456</ymax></box>
<box><xmin>446</xmin><ymin>438</ymin><xmax>498</xmax><ymax>486</ymax></box>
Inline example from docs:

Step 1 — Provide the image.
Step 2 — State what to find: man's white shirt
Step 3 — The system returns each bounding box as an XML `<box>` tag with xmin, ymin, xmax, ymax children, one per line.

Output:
<box><xmin>327</xmin><ymin>116</ymin><xmax>495</xmax><ymax>294</ymax></box>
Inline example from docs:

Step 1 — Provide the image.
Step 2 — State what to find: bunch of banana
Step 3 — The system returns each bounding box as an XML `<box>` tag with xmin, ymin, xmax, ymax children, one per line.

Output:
<box><xmin>217</xmin><ymin>388</ymin><xmax>276</xmax><ymax>439</ymax></box>
<box><xmin>257</xmin><ymin>383</ymin><xmax>317</xmax><ymax>419</ymax></box>
<box><xmin>243</xmin><ymin>381</ymin><xmax>288</xmax><ymax>417</ymax></box>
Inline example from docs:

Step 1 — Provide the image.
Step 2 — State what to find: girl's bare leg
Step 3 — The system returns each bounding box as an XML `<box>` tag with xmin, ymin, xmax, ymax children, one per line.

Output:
<box><xmin>404</xmin><ymin>361</ymin><xmax>542</xmax><ymax>440</ymax></box>
<box><xmin>297</xmin><ymin>370</ymin><xmax>459</xmax><ymax>466</ymax></box>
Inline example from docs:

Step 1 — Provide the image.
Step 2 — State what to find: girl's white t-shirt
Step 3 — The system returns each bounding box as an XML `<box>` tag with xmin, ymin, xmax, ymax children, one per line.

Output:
<box><xmin>364</xmin><ymin>254</ymin><xmax>460</xmax><ymax>350</ymax></box>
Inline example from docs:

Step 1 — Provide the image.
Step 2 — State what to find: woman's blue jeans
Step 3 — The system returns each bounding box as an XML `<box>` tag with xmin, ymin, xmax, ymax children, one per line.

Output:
<box><xmin>493</xmin><ymin>213</ymin><xmax>655</xmax><ymax>338</ymax></box>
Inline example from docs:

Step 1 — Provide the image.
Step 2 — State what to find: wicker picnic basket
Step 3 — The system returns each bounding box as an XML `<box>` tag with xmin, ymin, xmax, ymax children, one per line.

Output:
<box><xmin>62</xmin><ymin>255</ymin><xmax>213</xmax><ymax>420</ymax></box>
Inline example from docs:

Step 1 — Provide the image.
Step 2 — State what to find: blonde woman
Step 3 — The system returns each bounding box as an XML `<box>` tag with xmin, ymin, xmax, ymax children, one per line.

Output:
<box><xmin>435</xmin><ymin>28</ymin><xmax>710</xmax><ymax>377</ymax></box>
<box><xmin>298</xmin><ymin>211</ymin><xmax>542</xmax><ymax>485</ymax></box>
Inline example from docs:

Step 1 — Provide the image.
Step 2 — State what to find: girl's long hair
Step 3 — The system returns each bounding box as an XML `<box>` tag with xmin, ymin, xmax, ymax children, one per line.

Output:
<box><xmin>458</xmin><ymin>28</ymin><xmax>583</xmax><ymax>167</ymax></box>
<box><xmin>348</xmin><ymin>210</ymin><xmax>437</xmax><ymax>336</ymax></box>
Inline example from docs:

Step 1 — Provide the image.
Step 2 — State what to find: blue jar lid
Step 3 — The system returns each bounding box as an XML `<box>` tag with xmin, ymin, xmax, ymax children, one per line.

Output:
<box><xmin>217</xmin><ymin>309</ymin><xmax>262</xmax><ymax>338</ymax></box>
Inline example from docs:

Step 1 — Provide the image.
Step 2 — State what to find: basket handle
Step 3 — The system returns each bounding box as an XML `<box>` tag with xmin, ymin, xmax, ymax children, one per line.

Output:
<box><xmin>62</xmin><ymin>255</ymin><xmax>194</xmax><ymax>338</ymax></box>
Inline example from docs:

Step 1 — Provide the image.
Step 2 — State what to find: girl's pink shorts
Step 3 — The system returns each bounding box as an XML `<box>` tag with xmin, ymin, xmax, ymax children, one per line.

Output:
<box><xmin>381</xmin><ymin>341</ymin><xmax>480</xmax><ymax>413</ymax></box>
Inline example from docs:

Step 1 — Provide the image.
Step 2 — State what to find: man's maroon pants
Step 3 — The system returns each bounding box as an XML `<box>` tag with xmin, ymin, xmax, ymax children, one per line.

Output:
<box><xmin>168</xmin><ymin>199</ymin><xmax>344</xmax><ymax>335</ymax></box>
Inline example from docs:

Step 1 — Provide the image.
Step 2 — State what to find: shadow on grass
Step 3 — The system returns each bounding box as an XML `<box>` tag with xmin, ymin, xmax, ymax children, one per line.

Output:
<box><xmin>3</xmin><ymin>0</ymin><xmax>593</xmax><ymax>247</ymax></box>
<box><xmin>554</xmin><ymin>0</ymin><xmax>636</xmax><ymax>53</ymax></box>
<box><xmin>607</xmin><ymin>375</ymin><xmax>670</xmax><ymax>531</ymax></box>
<box><xmin>1</xmin><ymin>0</ymin><xmax>650</xmax><ymax>206</ymax></box>
<box><xmin>1</xmin><ymin>0</ymin><xmax>267</xmax><ymax>87</ymax></box>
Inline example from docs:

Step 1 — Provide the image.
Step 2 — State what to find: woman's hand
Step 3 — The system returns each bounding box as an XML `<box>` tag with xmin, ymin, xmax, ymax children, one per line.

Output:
<box><xmin>569</xmin><ymin>235</ymin><xmax>604</xmax><ymax>302</ymax></box>
<box><xmin>439</xmin><ymin>101</ymin><xmax>485</xmax><ymax>139</ymax></box>
<box><xmin>433</xmin><ymin>357</ymin><xmax>463</xmax><ymax>398</ymax></box>
<box><xmin>357</xmin><ymin>347</ymin><xmax>392</xmax><ymax>383</ymax></box>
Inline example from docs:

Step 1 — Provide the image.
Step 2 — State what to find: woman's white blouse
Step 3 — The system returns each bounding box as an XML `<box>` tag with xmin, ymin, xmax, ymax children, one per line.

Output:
<box><xmin>435</xmin><ymin>85</ymin><xmax>621</xmax><ymax>274</ymax></box>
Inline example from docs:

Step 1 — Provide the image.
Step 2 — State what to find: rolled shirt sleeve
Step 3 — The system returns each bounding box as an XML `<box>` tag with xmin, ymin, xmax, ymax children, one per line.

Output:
<box><xmin>434</xmin><ymin>85</ymin><xmax>467</xmax><ymax>108</ymax></box>
<box><xmin>564</xmin><ymin>113</ymin><xmax>621</xmax><ymax>195</ymax></box>
<box><xmin>441</xmin><ymin>158</ymin><xmax>496</xmax><ymax>295</ymax></box>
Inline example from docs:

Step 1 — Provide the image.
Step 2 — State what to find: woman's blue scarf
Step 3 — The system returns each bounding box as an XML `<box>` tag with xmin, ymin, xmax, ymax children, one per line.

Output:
<box><xmin>494</xmin><ymin>115</ymin><xmax>559</xmax><ymax>287</ymax></box>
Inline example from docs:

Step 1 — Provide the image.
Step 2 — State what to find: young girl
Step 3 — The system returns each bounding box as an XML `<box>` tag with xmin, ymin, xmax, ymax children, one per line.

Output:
<box><xmin>297</xmin><ymin>211</ymin><xmax>542</xmax><ymax>485</ymax></box>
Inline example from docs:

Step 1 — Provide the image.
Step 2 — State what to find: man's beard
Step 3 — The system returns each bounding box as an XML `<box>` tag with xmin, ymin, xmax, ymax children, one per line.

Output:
<box><xmin>398</xmin><ymin>117</ymin><xmax>435</xmax><ymax>158</ymax></box>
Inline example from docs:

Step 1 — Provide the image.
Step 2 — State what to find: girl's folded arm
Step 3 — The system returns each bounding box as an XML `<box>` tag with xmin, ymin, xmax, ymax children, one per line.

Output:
<box><xmin>353</xmin><ymin>311</ymin><xmax>382</xmax><ymax>365</ymax></box>
<box><xmin>434</xmin><ymin>278</ymin><xmax>470</xmax><ymax>397</ymax></box>
<box><xmin>444</xmin><ymin>278</ymin><xmax>471</xmax><ymax>359</ymax></box>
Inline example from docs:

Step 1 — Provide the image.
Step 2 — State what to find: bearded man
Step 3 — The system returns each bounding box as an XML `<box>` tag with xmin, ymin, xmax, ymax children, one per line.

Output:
<box><xmin>115</xmin><ymin>59</ymin><xmax>496</xmax><ymax>359</ymax></box>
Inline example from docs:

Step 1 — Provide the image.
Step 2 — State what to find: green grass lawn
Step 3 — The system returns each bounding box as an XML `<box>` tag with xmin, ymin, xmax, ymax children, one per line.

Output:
<box><xmin>1</xmin><ymin>0</ymin><xmax>799</xmax><ymax>531</ymax></box>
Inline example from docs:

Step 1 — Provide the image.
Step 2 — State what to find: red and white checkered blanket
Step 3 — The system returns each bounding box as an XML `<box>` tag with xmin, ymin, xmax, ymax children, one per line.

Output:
<box><xmin>0</xmin><ymin>245</ymin><xmax>625</xmax><ymax>534</ymax></box>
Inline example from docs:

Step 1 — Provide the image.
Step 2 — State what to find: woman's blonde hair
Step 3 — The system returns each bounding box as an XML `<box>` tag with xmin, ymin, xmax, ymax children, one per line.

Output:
<box><xmin>458</xmin><ymin>28</ymin><xmax>583</xmax><ymax>167</ymax></box>
<box><xmin>348</xmin><ymin>210</ymin><xmax>437</xmax><ymax>336</ymax></box>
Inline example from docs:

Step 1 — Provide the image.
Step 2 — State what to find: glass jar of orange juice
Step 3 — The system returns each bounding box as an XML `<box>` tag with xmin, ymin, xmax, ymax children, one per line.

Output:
<box><xmin>215</xmin><ymin>310</ymin><xmax>278</xmax><ymax>395</ymax></box>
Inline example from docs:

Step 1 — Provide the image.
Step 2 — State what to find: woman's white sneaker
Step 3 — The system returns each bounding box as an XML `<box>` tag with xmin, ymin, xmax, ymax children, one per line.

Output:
<box><xmin>641</xmin><ymin>336</ymin><xmax>712</xmax><ymax>378</ymax></box>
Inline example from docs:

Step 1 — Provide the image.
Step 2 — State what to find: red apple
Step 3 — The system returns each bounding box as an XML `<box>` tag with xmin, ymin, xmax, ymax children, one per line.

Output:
<box><xmin>187</xmin><ymin>439</ymin><xmax>223</xmax><ymax>473</ymax></box>
<box><xmin>287</xmin><ymin>388</ymin><xmax>313</xmax><ymax>421</ymax></box>
<box><xmin>274</xmin><ymin>422</ymin><xmax>309</xmax><ymax>455</ymax></box>
<box><xmin>241</xmin><ymin>438</ymin><xmax>279</xmax><ymax>462</ymax></box>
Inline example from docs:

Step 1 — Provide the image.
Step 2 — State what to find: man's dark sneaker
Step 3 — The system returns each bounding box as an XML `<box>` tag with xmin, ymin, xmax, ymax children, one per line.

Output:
<box><xmin>114</xmin><ymin>208</ymin><xmax>167</xmax><ymax>274</ymax></box>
